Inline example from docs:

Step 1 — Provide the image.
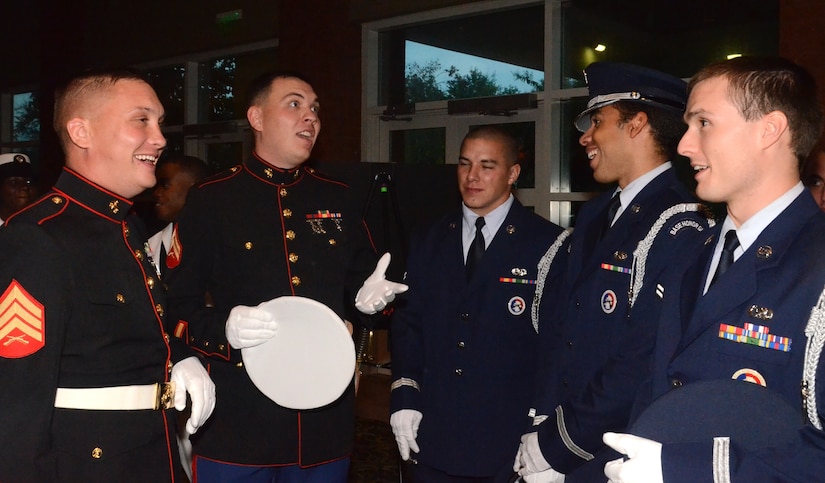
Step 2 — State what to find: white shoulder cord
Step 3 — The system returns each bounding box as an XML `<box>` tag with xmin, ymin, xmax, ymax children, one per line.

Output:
<box><xmin>532</xmin><ymin>228</ymin><xmax>573</xmax><ymax>334</ymax></box>
<box><xmin>803</xmin><ymin>284</ymin><xmax>825</xmax><ymax>429</ymax></box>
<box><xmin>629</xmin><ymin>203</ymin><xmax>715</xmax><ymax>308</ymax></box>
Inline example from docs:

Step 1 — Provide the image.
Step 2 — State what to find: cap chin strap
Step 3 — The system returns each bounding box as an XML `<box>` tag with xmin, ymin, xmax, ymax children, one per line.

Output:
<box><xmin>586</xmin><ymin>91</ymin><xmax>641</xmax><ymax>109</ymax></box>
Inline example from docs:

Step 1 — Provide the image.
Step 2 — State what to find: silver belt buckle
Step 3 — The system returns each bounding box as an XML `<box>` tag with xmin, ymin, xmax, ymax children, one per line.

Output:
<box><xmin>154</xmin><ymin>382</ymin><xmax>176</xmax><ymax>410</ymax></box>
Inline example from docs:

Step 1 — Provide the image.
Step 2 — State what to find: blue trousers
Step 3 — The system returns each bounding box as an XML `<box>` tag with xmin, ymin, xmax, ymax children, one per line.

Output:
<box><xmin>193</xmin><ymin>456</ymin><xmax>350</xmax><ymax>483</ymax></box>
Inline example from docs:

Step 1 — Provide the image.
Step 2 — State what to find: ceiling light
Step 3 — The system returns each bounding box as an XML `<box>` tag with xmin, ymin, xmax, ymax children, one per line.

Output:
<box><xmin>595</xmin><ymin>44</ymin><xmax>607</xmax><ymax>52</ymax></box>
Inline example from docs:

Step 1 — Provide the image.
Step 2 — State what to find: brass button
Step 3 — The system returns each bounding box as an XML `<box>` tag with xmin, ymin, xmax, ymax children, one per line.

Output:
<box><xmin>155</xmin><ymin>304</ymin><xmax>164</xmax><ymax>316</ymax></box>
<box><xmin>286</xmin><ymin>230</ymin><xmax>296</xmax><ymax>240</ymax></box>
<box><xmin>51</xmin><ymin>196</ymin><xmax>64</xmax><ymax>205</ymax></box>
<box><xmin>288</xmin><ymin>253</ymin><xmax>298</xmax><ymax>263</ymax></box>
<box><xmin>147</xmin><ymin>277</ymin><xmax>156</xmax><ymax>289</ymax></box>
<box><xmin>244</xmin><ymin>241</ymin><xmax>253</xmax><ymax>250</ymax></box>
<box><xmin>135</xmin><ymin>249</ymin><xmax>144</xmax><ymax>260</ymax></box>
<box><xmin>280</xmin><ymin>188</ymin><xmax>288</xmax><ymax>197</ymax></box>
<box><xmin>328</xmin><ymin>239</ymin><xmax>336</xmax><ymax>246</ymax></box>
<box><xmin>123</xmin><ymin>226</ymin><xmax>130</xmax><ymax>237</ymax></box>
<box><xmin>236</xmin><ymin>362</ymin><xmax>244</xmax><ymax>368</ymax></box>
<box><xmin>204</xmin><ymin>341</ymin><xmax>210</xmax><ymax>347</ymax></box>
<box><xmin>291</xmin><ymin>276</ymin><xmax>301</xmax><ymax>286</ymax></box>
<box><xmin>91</xmin><ymin>447</ymin><xmax>103</xmax><ymax>459</ymax></box>
<box><xmin>116</xmin><ymin>294</ymin><xmax>125</xmax><ymax>303</ymax></box>
<box><xmin>164</xmin><ymin>333</ymin><xmax>170</xmax><ymax>342</ymax></box>
<box><xmin>167</xmin><ymin>361</ymin><xmax>174</xmax><ymax>372</ymax></box>
<box><xmin>109</xmin><ymin>200</ymin><xmax>120</xmax><ymax>214</ymax></box>
<box><xmin>283</xmin><ymin>208</ymin><xmax>293</xmax><ymax>218</ymax></box>
<box><xmin>218</xmin><ymin>344</ymin><xmax>226</xmax><ymax>351</ymax></box>
<box><xmin>455</xmin><ymin>368</ymin><xmax>463</xmax><ymax>376</ymax></box>
<box><xmin>264</xmin><ymin>168</ymin><xmax>273</xmax><ymax>178</ymax></box>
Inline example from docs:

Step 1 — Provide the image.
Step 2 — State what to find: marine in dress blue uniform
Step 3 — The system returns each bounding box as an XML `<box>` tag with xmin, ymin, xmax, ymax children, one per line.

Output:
<box><xmin>390</xmin><ymin>126</ymin><xmax>566</xmax><ymax>482</ymax></box>
<box><xmin>0</xmin><ymin>168</ymin><xmax>185</xmax><ymax>482</ymax></box>
<box><xmin>165</xmin><ymin>155</ymin><xmax>377</xmax><ymax>468</ymax></box>
<box><xmin>518</xmin><ymin>62</ymin><xmax>715</xmax><ymax>481</ymax></box>
<box><xmin>604</xmin><ymin>56</ymin><xmax>825</xmax><ymax>483</ymax></box>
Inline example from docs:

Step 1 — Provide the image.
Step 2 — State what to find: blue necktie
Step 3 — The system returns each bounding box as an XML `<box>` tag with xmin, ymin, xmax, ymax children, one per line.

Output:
<box><xmin>466</xmin><ymin>216</ymin><xmax>486</xmax><ymax>279</ymax></box>
<box><xmin>710</xmin><ymin>230</ymin><xmax>740</xmax><ymax>287</ymax></box>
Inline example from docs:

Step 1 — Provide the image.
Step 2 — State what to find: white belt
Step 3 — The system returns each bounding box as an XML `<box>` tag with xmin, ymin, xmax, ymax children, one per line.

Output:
<box><xmin>54</xmin><ymin>383</ymin><xmax>175</xmax><ymax>411</ymax></box>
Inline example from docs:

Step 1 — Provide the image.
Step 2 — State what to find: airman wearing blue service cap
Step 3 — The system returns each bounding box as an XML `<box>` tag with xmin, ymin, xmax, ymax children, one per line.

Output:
<box><xmin>514</xmin><ymin>61</ymin><xmax>715</xmax><ymax>482</ymax></box>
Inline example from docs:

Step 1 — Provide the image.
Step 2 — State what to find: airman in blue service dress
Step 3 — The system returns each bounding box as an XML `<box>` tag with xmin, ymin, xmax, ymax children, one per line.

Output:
<box><xmin>0</xmin><ymin>167</ymin><xmax>183</xmax><ymax>482</ymax></box>
<box><xmin>525</xmin><ymin>62</ymin><xmax>716</xmax><ymax>481</ymax></box>
<box><xmin>164</xmin><ymin>153</ymin><xmax>377</xmax><ymax>468</ymax></box>
<box><xmin>627</xmin><ymin>189</ymin><xmax>825</xmax><ymax>482</ymax></box>
<box><xmin>390</xmin><ymin>197</ymin><xmax>565</xmax><ymax>479</ymax></box>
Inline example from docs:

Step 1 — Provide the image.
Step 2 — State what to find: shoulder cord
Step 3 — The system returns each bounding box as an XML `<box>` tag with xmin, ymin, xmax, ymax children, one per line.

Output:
<box><xmin>532</xmin><ymin>228</ymin><xmax>573</xmax><ymax>333</ymax></box>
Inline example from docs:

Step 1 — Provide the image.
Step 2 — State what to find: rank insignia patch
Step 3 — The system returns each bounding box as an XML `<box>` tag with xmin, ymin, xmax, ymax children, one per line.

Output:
<box><xmin>167</xmin><ymin>224</ymin><xmax>182</xmax><ymax>269</ymax></box>
<box><xmin>0</xmin><ymin>280</ymin><xmax>45</xmax><ymax>358</ymax></box>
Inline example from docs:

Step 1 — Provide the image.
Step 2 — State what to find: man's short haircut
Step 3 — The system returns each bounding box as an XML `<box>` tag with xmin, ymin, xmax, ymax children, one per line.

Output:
<box><xmin>688</xmin><ymin>56</ymin><xmax>824</xmax><ymax>164</ymax></box>
<box><xmin>157</xmin><ymin>155</ymin><xmax>210</xmax><ymax>181</ymax></box>
<box><xmin>246</xmin><ymin>71</ymin><xmax>314</xmax><ymax>109</ymax></box>
<box><xmin>613</xmin><ymin>101</ymin><xmax>686</xmax><ymax>161</ymax></box>
<box><xmin>53</xmin><ymin>68</ymin><xmax>150</xmax><ymax>151</ymax></box>
<box><xmin>460</xmin><ymin>125</ymin><xmax>521</xmax><ymax>166</ymax></box>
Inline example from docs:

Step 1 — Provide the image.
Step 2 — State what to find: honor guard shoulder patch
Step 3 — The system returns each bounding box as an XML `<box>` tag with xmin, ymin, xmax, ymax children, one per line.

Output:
<box><xmin>0</xmin><ymin>280</ymin><xmax>45</xmax><ymax>358</ymax></box>
<box><xmin>167</xmin><ymin>224</ymin><xmax>182</xmax><ymax>269</ymax></box>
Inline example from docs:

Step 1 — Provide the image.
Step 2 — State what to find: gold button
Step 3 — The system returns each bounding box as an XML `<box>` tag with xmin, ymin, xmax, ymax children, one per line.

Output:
<box><xmin>204</xmin><ymin>341</ymin><xmax>210</xmax><ymax>347</ymax></box>
<box><xmin>328</xmin><ymin>239</ymin><xmax>337</xmax><ymax>246</ymax></box>
<box><xmin>286</xmin><ymin>230</ymin><xmax>296</xmax><ymax>240</ymax></box>
<box><xmin>280</xmin><ymin>188</ymin><xmax>288</xmax><ymax>197</ymax></box>
<box><xmin>291</xmin><ymin>276</ymin><xmax>301</xmax><ymax>286</ymax></box>
<box><xmin>168</xmin><ymin>361</ymin><xmax>174</xmax><ymax>372</ymax></box>
<box><xmin>283</xmin><ymin>208</ymin><xmax>293</xmax><ymax>218</ymax></box>
<box><xmin>109</xmin><ymin>200</ymin><xmax>120</xmax><ymax>214</ymax></box>
<box><xmin>289</xmin><ymin>253</ymin><xmax>298</xmax><ymax>263</ymax></box>
<box><xmin>264</xmin><ymin>168</ymin><xmax>273</xmax><ymax>178</ymax></box>
<box><xmin>155</xmin><ymin>304</ymin><xmax>164</xmax><ymax>316</ymax></box>
<box><xmin>219</xmin><ymin>344</ymin><xmax>226</xmax><ymax>351</ymax></box>
<box><xmin>244</xmin><ymin>241</ymin><xmax>253</xmax><ymax>250</ymax></box>
<box><xmin>91</xmin><ymin>447</ymin><xmax>103</xmax><ymax>459</ymax></box>
<box><xmin>236</xmin><ymin>362</ymin><xmax>244</xmax><ymax>368</ymax></box>
<box><xmin>124</xmin><ymin>226</ymin><xmax>130</xmax><ymax>237</ymax></box>
<box><xmin>147</xmin><ymin>277</ymin><xmax>156</xmax><ymax>289</ymax></box>
<box><xmin>164</xmin><ymin>333</ymin><xmax>169</xmax><ymax>342</ymax></box>
<box><xmin>116</xmin><ymin>293</ymin><xmax>125</xmax><ymax>303</ymax></box>
<box><xmin>51</xmin><ymin>196</ymin><xmax>63</xmax><ymax>204</ymax></box>
<box><xmin>135</xmin><ymin>249</ymin><xmax>144</xmax><ymax>261</ymax></box>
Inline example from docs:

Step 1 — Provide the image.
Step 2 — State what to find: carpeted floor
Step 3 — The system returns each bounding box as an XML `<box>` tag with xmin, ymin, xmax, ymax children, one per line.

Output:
<box><xmin>349</xmin><ymin>417</ymin><xmax>400</xmax><ymax>482</ymax></box>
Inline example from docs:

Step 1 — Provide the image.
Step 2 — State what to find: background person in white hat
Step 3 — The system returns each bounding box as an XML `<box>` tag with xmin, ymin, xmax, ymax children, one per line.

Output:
<box><xmin>0</xmin><ymin>152</ymin><xmax>37</xmax><ymax>226</ymax></box>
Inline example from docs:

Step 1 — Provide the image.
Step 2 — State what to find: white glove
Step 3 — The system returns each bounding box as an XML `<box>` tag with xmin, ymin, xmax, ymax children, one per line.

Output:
<box><xmin>514</xmin><ymin>431</ymin><xmax>553</xmax><ymax>476</ymax></box>
<box><xmin>390</xmin><ymin>409</ymin><xmax>422</xmax><ymax>461</ymax></box>
<box><xmin>523</xmin><ymin>469</ymin><xmax>566</xmax><ymax>483</ymax></box>
<box><xmin>225</xmin><ymin>304</ymin><xmax>277</xmax><ymax>349</ymax></box>
<box><xmin>355</xmin><ymin>252</ymin><xmax>409</xmax><ymax>315</ymax></box>
<box><xmin>603</xmin><ymin>432</ymin><xmax>663</xmax><ymax>483</ymax></box>
<box><xmin>170</xmin><ymin>356</ymin><xmax>216</xmax><ymax>435</ymax></box>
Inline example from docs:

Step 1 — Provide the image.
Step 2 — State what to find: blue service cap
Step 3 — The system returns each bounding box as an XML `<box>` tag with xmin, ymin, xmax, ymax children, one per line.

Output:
<box><xmin>630</xmin><ymin>379</ymin><xmax>802</xmax><ymax>451</ymax></box>
<box><xmin>575</xmin><ymin>62</ymin><xmax>688</xmax><ymax>132</ymax></box>
<box><xmin>0</xmin><ymin>153</ymin><xmax>32</xmax><ymax>180</ymax></box>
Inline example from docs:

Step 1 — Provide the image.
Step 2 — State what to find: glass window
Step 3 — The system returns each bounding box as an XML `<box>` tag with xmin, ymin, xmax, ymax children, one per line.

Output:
<box><xmin>198</xmin><ymin>48</ymin><xmax>278</xmax><ymax>123</ymax></box>
<box><xmin>389</xmin><ymin>127</ymin><xmax>446</xmax><ymax>165</ymax></box>
<box><xmin>13</xmin><ymin>91</ymin><xmax>39</xmax><ymax>143</ymax></box>
<box><xmin>146</xmin><ymin>65</ymin><xmax>185</xmax><ymax>126</ymax></box>
<box><xmin>379</xmin><ymin>4</ymin><xmax>544</xmax><ymax>106</ymax></box>
<box><xmin>558</xmin><ymin>0</ymin><xmax>779</xmax><ymax>87</ymax></box>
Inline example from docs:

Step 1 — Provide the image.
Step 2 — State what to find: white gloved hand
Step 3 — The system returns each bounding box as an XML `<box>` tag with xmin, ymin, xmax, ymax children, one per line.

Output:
<box><xmin>225</xmin><ymin>304</ymin><xmax>277</xmax><ymax>349</ymax></box>
<box><xmin>170</xmin><ymin>356</ymin><xmax>216</xmax><ymax>435</ymax></box>
<box><xmin>389</xmin><ymin>409</ymin><xmax>422</xmax><ymax>461</ymax></box>
<box><xmin>355</xmin><ymin>252</ymin><xmax>409</xmax><ymax>315</ymax></box>
<box><xmin>514</xmin><ymin>431</ymin><xmax>552</xmax><ymax>476</ymax></box>
<box><xmin>603</xmin><ymin>432</ymin><xmax>663</xmax><ymax>483</ymax></box>
<box><xmin>523</xmin><ymin>469</ymin><xmax>566</xmax><ymax>483</ymax></box>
